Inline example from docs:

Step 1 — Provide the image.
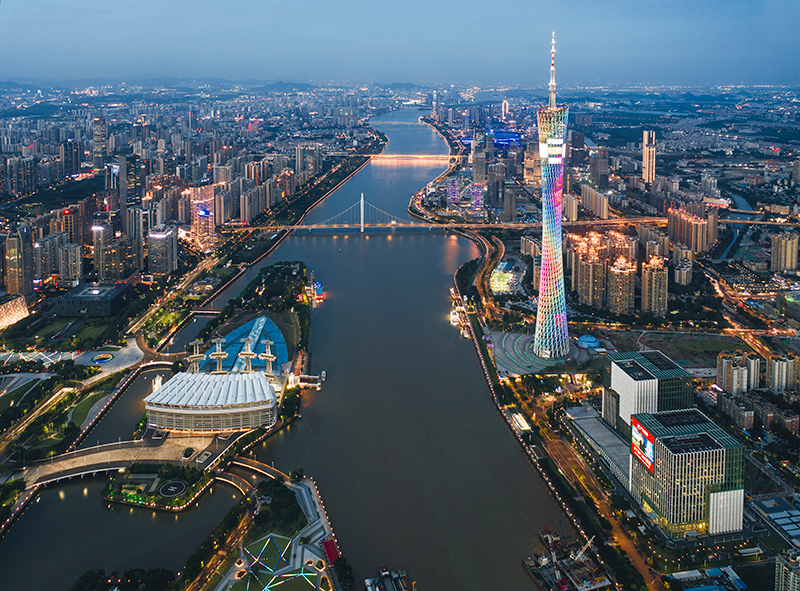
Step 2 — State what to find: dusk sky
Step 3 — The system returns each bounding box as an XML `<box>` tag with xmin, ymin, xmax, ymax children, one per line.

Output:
<box><xmin>0</xmin><ymin>0</ymin><xmax>798</xmax><ymax>87</ymax></box>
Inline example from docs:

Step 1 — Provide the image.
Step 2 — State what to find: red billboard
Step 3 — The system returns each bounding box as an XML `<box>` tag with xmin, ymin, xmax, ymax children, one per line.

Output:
<box><xmin>631</xmin><ymin>417</ymin><xmax>655</xmax><ymax>473</ymax></box>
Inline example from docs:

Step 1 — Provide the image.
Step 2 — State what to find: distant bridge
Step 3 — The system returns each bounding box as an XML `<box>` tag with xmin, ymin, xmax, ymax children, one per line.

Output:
<box><xmin>191</xmin><ymin>308</ymin><xmax>223</xmax><ymax>315</ymax></box>
<box><xmin>229</xmin><ymin>195</ymin><xmax>800</xmax><ymax>236</ymax></box>
<box><xmin>369</xmin><ymin>154</ymin><xmax>461</xmax><ymax>161</ymax></box>
<box><xmin>369</xmin><ymin>119</ymin><xmax>425</xmax><ymax>126</ymax></box>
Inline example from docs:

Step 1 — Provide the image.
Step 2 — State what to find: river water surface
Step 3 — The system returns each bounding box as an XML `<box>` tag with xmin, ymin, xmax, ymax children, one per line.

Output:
<box><xmin>0</xmin><ymin>109</ymin><xmax>570</xmax><ymax>590</ymax></box>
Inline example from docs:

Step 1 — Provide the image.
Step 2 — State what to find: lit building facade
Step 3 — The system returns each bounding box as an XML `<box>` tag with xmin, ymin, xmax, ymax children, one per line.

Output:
<box><xmin>144</xmin><ymin>372</ymin><xmax>278</xmax><ymax>433</ymax></box>
<box><xmin>629</xmin><ymin>409</ymin><xmax>744</xmax><ymax>539</ymax></box>
<box><xmin>717</xmin><ymin>351</ymin><xmax>761</xmax><ymax>395</ymax></box>
<box><xmin>533</xmin><ymin>34</ymin><xmax>570</xmax><ymax>360</ymax></box>
<box><xmin>148</xmin><ymin>225</ymin><xmax>178</xmax><ymax>277</ymax></box>
<box><xmin>641</xmin><ymin>257</ymin><xmax>668</xmax><ymax>317</ymax></box>
<box><xmin>642</xmin><ymin>130</ymin><xmax>656</xmax><ymax>185</ymax></box>
<box><xmin>772</xmin><ymin>231</ymin><xmax>799</xmax><ymax>273</ymax></box>
<box><xmin>766</xmin><ymin>353</ymin><xmax>800</xmax><ymax>394</ymax></box>
<box><xmin>776</xmin><ymin>551</ymin><xmax>800</xmax><ymax>591</ymax></box>
<box><xmin>92</xmin><ymin>116</ymin><xmax>107</xmax><ymax>173</ymax></box>
<box><xmin>5</xmin><ymin>224</ymin><xmax>34</xmax><ymax>297</ymax></box>
<box><xmin>607</xmin><ymin>258</ymin><xmax>636</xmax><ymax>316</ymax></box>
<box><xmin>191</xmin><ymin>184</ymin><xmax>216</xmax><ymax>252</ymax></box>
<box><xmin>601</xmin><ymin>350</ymin><xmax>693</xmax><ymax>440</ymax></box>
<box><xmin>0</xmin><ymin>295</ymin><xmax>28</xmax><ymax>330</ymax></box>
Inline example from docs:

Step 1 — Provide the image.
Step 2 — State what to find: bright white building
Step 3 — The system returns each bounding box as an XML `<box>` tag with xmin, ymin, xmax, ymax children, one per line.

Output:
<box><xmin>144</xmin><ymin>372</ymin><xmax>278</xmax><ymax>433</ymax></box>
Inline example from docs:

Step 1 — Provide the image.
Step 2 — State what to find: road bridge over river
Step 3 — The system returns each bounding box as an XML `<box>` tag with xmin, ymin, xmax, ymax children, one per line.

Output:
<box><xmin>21</xmin><ymin>435</ymin><xmax>232</xmax><ymax>488</ymax></box>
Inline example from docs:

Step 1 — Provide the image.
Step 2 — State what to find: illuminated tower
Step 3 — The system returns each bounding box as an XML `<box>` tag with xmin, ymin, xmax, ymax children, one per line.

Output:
<box><xmin>533</xmin><ymin>34</ymin><xmax>570</xmax><ymax>360</ymax></box>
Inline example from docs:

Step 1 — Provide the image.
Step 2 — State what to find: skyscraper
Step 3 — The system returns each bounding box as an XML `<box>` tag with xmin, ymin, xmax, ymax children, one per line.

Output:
<box><xmin>59</xmin><ymin>140</ymin><xmax>82</xmax><ymax>178</ymax></box>
<box><xmin>5</xmin><ymin>224</ymin><xmax>34</xmax><ymax>297</ymax></box>
<box><xmin>776</xmin><ymin>551</ymin><xmax>800</xmax><ymax>591</ymax></box>
<box><xmin>641</xmin><ymin>257</ymin><xmax>668</xmax><ymax>317</ymax></box>
<box><xmin>642</xmin><ymin>130</ymin><xmax>656</xmax><ymax>185</ymax></box>
<box><xmin>772</xmin><ymin>231</ymin><xmax>799</xmax><ymax>272</ymax></box>
<box><xmin>607</xmin><ymin>258</ymin><xmax>636</xmax><ymax>316</ymax></box>
<box><xmin>191</xmin><ymin>185</ymin><xmax>216</xmax><ymax>252</ymax></box>
<box><xmin>446</xmin><ymin>178</ymin><xmax>459</xmax><ymax>208</ymax></box>
<box><xmin>148</xmin><ymin>225</ymin><xmax>178</xmax><ymax>277</ymax></box>
<box><xmin>533</xmin><ymin>34</ymin><xmax>570</xmax><ymax>360</ymax></box>
<box><xmin>93</xmin><ymin>116</ymin><xmax>107</xmax><ymax>173</ymax></box>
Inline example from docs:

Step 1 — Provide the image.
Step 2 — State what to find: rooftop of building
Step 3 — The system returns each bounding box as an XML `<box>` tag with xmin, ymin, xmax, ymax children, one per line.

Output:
<box><xmin>60</xmin><ymin>282</ymin><xmax>129</xmax><ymax>302</ymax></box>
<box><xmin>661</xmin><ymin>433</ymin><xmax>722</xmax><ymax>454</ymax></box>
<box><xmin>0</xmin><ymin>293</ymin><xmax>25</xmax><ymax>306</ymax></box>
<box><xmin>608</xmin><ymin>350</ymin><xmax>691</xmax><ymax>381</ymax></box>
<box><xmin>144</xmin><ymin>371</ymin><xmax>276</xmax><ymax>409</ymax></box>
<box><xmin>633</xmin><ymin>409</ymin><xmax>741</xmax><ymax>449</ymax></box>
<box><xmin>199</xmin><ymin>315</ymin><xmax>288</xmax><ymax>374</ymax></box>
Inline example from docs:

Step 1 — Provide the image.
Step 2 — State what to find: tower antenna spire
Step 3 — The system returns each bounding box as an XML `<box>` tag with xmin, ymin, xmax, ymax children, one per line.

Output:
<box><xmin>549</xmin><ymin>32</ymin><xmax>557</xmax><ymax>110</ymax></box>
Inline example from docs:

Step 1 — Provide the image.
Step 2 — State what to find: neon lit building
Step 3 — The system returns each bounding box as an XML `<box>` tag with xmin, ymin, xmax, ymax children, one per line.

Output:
<box><xmin>447</xmin><ymin>178</ymin><xmax>459</xmax><ymax>207</ymax></box>
<box><xmin>533</xmin><ymin>34</ymin><xmax>570</xmax><ymax>360</ymax></box>
<box><xmin>470</xmin><ymin>182</ymin><xmax>484</xmax><ymax>211</ymax></box>
<box><xmin>191</xmin><ymin>185</ymin><xmax>216</xmax><ymax>253</ymax></box>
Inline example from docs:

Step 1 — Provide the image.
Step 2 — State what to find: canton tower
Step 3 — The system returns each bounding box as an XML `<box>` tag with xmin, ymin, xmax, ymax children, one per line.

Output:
<box><xmin>533</xmin><ymin>33</ymin><xmax>570</xmax><ymax>359</ymax></box>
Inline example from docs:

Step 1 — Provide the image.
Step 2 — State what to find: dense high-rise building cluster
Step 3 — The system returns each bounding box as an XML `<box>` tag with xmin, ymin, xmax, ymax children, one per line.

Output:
<box><xmin>0</xmin><ymin>84</ymin><xmax>392</xmax><ymax>290</ymax></box>
<box><xmin>560</xmin><ymin>230</ymin><xmax>670</xmax><ymax>318</ymax></box>
<box><xmin>667</xmin><ymin>204</ymin><xmax>719</xmax><ymax>254</ymax></box>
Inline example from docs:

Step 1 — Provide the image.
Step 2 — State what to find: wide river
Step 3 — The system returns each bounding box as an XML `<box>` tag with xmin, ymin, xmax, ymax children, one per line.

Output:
<box><xmin>0</xmin><ymin>109</ymin><xmax>569</xmax><ymax>590</ymax></box>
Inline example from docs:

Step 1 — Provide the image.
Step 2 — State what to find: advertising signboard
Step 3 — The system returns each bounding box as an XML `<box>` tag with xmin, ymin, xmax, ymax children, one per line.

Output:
<box><xmin>631</xmin><ymin>416</ymin><xmax>655</xmax><ymax>473</ymax></box>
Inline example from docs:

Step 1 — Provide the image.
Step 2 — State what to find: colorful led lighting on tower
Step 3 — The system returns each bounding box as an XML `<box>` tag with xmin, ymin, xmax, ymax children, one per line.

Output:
<box><xmin>533</xmin><ymin>33</ymin><xmax>570</xmax><ymax>360</ymax></box>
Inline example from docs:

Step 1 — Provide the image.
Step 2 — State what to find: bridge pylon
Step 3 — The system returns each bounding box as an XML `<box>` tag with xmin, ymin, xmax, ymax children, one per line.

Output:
<box><xmin>360</xmin><ymin>192</ymin><xmax>364</xmax><ymax>233</ymax></box>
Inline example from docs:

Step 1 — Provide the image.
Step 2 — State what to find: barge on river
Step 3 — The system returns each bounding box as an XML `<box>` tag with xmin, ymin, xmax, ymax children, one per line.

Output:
<box><xmin>365</xmin><ymin>566</ymin><xmax>410</xmax><ymax>591</ymax></box>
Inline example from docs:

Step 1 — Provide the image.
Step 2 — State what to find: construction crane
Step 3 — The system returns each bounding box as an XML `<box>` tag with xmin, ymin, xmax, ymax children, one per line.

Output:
<box><xmin>570</xmin><ymin>536</ymin><xmax>595</xmax><ymax>562</ymax></box>
<box><xmin>545</xmin><ymin>525</ymin><xmax>569</xmax><ymax>591</ymax></box>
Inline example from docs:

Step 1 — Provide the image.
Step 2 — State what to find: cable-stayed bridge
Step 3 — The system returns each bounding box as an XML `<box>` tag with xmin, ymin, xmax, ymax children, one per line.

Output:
<box><xmin>229</xmin><ymin>194</ymin><xmax>672</xmax><ymax>233</ymax></box>
<box><xmin>369</xmin><ymin>119</ymin><xmax>426</xmax><ymax>126</ymax></box>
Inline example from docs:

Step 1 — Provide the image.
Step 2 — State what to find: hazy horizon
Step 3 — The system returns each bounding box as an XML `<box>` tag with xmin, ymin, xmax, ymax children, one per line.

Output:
<box><xmin>0</xmin><ymin>0</ymin><xmax>798</xmax><ymax>87</ymax></box>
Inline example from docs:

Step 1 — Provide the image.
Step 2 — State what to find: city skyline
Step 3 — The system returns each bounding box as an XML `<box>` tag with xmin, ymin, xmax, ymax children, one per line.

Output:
<box><xmin>0</xmin><ymin>1</ymin><xmax>798</xmax><ymax>86</ymax></box>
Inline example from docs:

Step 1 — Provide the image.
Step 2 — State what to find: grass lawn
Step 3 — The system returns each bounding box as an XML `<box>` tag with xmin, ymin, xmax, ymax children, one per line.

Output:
<box><xmin>0</xmin><ymin>380</ymin><xmax>40</xmax><ymax>412</ymax></box>
<box><xmin>745</xmin><ymin>459</ymin><xmax>782</xmax><ymax>496</ymax></box>
<box><xmin>603</xmin><ymin>330</ymin><xmax>638</xmax><ymax>352</ymax></box>
<box><xmin>245</xmin><ymin>535</ymin><xmax>291</xmax><ymax>572</ymax></box>
<box><xmin>210</xmin><ymin>266</ymin><xmax>240</xmax><ymax>281</ymax></box>
<box><xmin>736</xmin><ymin>563</ymin><xmax>775</xmax><ymax>591</ymax></box>
<box><xmin>638</xmin><ymin>333</ymin><xmax>751</xmax><ymax>367</ymax></box>
<box><xmin>97</xmin><ymin>345</ymin><xmax>121</xmax><ymax>351</ymax></box>
<box><xmin>8</xmin><ymin>175</ymin><xmax>105</xmax><ymax>216</ymax></box>
<box><xmin>31</xmin><ymin>318</ymin><xmax>71</xmax><ymax>340</ymax></box>
<box><xmin>71</xmin><ymin>390</ymin><xmax>110</xmax><ymax>428</ymax></box>
<box><xmin>269</xmin><ymin>312</ymin><xmax>296</xmax><ymax>357</ymax></box>
<box><xmin>74</xmin><ymin>322</ymin><xmax>109</xmax><ymax>341</ymax></box>
<box><xmin>759</xmin><ymin>535</ymin><xmax>787</xmax><ymax>553</ymax></box>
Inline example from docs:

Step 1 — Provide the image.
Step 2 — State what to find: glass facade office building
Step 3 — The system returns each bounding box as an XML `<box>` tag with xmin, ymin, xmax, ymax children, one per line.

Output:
<box><xmin>630</xmin><ymin>409</ymin><xmax>744</xmax><ymax>539</ymax></box>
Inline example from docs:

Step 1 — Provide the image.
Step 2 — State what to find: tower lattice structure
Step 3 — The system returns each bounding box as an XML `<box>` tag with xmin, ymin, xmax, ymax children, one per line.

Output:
<box><xmin>533</xmin><ymin>33</ymin><xmax>571</xmax><ymax>360</ymax></box>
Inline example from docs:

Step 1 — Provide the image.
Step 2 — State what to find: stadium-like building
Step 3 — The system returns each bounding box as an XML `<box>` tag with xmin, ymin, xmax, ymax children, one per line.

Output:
<box><xmin>144</xmin><ymin>372</ymin><xmax>278</xmax><ymax>433</ymax></box>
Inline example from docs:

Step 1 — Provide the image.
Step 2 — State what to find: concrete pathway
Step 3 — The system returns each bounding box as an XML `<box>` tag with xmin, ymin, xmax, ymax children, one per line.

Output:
<box><xmin>75</xmin><ymin>337</ymin><xmax>145</xmax><ymax>385</ymax></box>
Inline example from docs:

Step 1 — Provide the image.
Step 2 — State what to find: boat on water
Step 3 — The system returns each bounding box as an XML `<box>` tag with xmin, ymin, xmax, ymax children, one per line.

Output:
<box><xmin>365</xmin><ymin>567</ymin><xmax>410</xmax><ymax>591</ymax></box>
<box><xmin>450</xmin><ymin>310</ymin><xmax>460</xmax><ymax>326</ymax></box>
<box><xmin>321</xmin><ymin>370</ymin><xmax>326</xmax><ymax>381</ymax></box>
